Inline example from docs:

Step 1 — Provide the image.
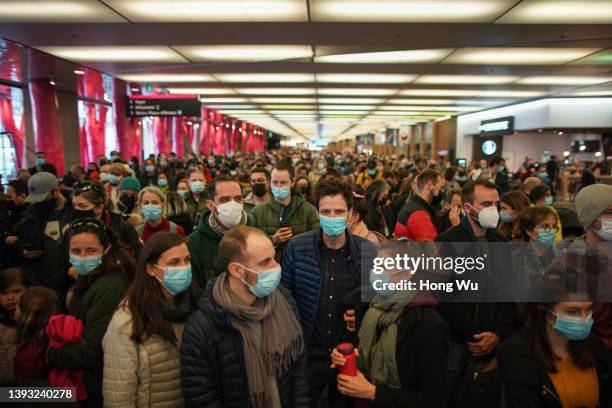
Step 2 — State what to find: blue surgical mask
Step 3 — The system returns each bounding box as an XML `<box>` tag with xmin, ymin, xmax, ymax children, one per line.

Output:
<box><xmin>497</xmin><ymin>166</ymin><xmax>505</xmax><ymax>173</ymax></box>
<box><xmin>157</xmin><ymin>179</ymin><xmax>168</xmax><ymax>187</ymax></box>
<box><xmin>544</xmin><ymin>196</ymin><xmax>554</xmax><ymax>206</ymax></box>
<box><xmin>35</xmin><ymin>158</ymin><xmax>45</xmax><ymax>167</ymax></box>
<box><xmin>190</xmin><ymin>181</ymin><xmax>206</xmax><ymax>194</ymax></box>
<box><xmin>272</xmin><ymin>186</ymin><xmax>291</xmax><ymax>201</ymax></box>
<box><xmin>108</xmin><ymin>174</ymin><xmax>119</xmax><ymax>185</ymax></box>
<box><xmin>155</xmin><ymin>264</ymin><xmax>192</xmax><ymax>295</ymax></box>
<box><xmin>142</xmin><ymin>204</ymin><xmax>162</xmax><ymax>221</ymax></box>
<box><xmin>499</xmin><ymin>211</ymin><xmax>513</xmax><ymax>223</ymax></box>
<box><xmin>177</xmin><ymin>190</ymin><xmax>190</xmax><ymax>200</ymax></box>
<box><xmin>368</xmin><ymin>169</ymin><xmax>377</xmax><ymax>177</ymax></box>
<box><xmin>70</xmin><ymin>254</ymin><xmax>103</xmax><ymax>276</ymax></box>
<box><xmin>145</xmin><ymin>165</ymin><xmax>155</xmax><ymax>173</ymax></box>
<box><xmin>241</xmin><ymin>264</ymin><xmax>282</xmax><ymax>298</ymax></box>
<box><xmin>551</xmin><ymin>311</ymin><xmax>593</xmax><ymax>341</ymax></box>
<box><xmin>535</xmin><ymin>228</ymin><xmax>556</xmax><ymax>246</ymax></box>
<box><xmin>320</xmin><ymin>215</ymin><xmax>347</xmax><ymax>237</ymax></box>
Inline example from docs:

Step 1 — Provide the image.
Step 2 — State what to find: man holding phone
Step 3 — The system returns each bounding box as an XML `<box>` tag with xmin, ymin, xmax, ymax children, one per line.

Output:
<box><xmin>252</xmin><ymin>160</ymin><xmax>319</xmax><ymax>260</ymax></box>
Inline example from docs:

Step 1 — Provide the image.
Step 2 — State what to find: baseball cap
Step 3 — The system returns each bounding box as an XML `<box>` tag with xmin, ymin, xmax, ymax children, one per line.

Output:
<box><xmin>26</xmin><ymin>172</ymin><xmax>58</xmax><ymax>203</ymax></box>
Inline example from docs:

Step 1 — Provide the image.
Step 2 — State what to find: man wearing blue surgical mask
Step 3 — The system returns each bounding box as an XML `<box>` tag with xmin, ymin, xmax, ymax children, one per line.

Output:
<box><xmin>251</xmin><ymin>161</ymin><xmax>319</xmax><ymax>261</ymax></box>
<box><xmin>282</xmin><ymin>178</ymin><xmax>377</xmax><ymax>405</ymax></box>
<box><xmin>138</xmin><ymin>159</ymin><xmax>157</xmax><ymax>188</ymax></box>
<box><xmin>181</xmin><ymin>226</ymin><xmax>309</xmax><ymax>408</ymax></box>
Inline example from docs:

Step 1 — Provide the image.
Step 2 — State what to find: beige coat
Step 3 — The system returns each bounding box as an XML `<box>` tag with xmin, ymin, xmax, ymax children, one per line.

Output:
<box><xmin>102</xmin><ymin>305</ymin><xmax>184</xmax><ymax>408</ymax></box>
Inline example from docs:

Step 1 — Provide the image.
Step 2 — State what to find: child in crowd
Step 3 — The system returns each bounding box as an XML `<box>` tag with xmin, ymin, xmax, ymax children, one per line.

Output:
<box><xmin>0</xmin><ymin>268</ymin><xmax>30</xmax><ymax>384</ymax></box>
<box><xmin>14</xmin><ymin>286</ymin><xmax>62</xmax><ymax>384</ymax></box>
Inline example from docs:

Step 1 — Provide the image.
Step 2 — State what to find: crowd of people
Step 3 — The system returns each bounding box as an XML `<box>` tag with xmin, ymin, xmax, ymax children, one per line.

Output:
<box><xmin>0</xmin><ymin>148</ymin><xmax>611</xmax><ymax>408</ymax></box>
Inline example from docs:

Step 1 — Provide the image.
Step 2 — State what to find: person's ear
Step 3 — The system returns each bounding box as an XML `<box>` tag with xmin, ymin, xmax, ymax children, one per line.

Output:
<box><xmin>227</xmin><ymin>262</ymin><xmax>245</xmax><ymax>280</ymax></box>
<box><xmin>94</xmin><ymin>204</ymin><xmax>104</xmax><ymax>217</ymax></box>
<box><xmin>146</xmin><ymin>263</ymin><xmax>160</xmax><ymax>278</ymax></box>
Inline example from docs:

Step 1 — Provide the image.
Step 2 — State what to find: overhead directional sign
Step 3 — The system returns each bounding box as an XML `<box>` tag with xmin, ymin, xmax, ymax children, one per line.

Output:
<box><xmin>126</xmin><ymin>94</ymin><xmax>201</xmax><ymax>117</ymax></box>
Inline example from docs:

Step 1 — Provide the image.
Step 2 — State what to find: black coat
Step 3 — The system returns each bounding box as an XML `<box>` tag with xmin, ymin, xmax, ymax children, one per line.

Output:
<box><xmin>435</xmin><ymin>217</ymin><xmax>517</xmax><ymax>345</ymax></box>
<box><xmin>499</xmin><ymin>329</ymin><xmax>612</xmax><ymax>408</ymax></box>
<box><xmin>180</xmin><ymin>279</ymin><xmax>310</xmax><ymax>408</ymax></box>
<box><xmin>371</xmin><ymin>305</ymin><xmax>450</xmax><ymax>408</ymax></box>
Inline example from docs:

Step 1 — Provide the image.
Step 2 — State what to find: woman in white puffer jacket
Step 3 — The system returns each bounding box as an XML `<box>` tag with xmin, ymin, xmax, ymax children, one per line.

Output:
<box><xmin>102</xmin><ymin>232</ymin><xmax>200</xmax><ymax>407</ymax></box>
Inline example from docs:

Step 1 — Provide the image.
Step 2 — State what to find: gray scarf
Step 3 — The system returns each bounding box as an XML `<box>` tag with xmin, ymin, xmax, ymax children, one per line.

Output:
<box><xmin>208</xmin><ymin>210</ymin><xmax>248</xmax><ymax>236</ymax></box>
<box><xmin>212</xmin><ymin>274</ymin><xmax>303</xmax><ymax>408</ymax></box>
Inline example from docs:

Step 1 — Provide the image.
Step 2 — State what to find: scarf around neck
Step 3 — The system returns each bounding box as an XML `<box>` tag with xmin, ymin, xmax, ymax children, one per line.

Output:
<box><xmin>208</xmin><ymin>210</ymin><xmax>248</xmax><ymax>236</ymax></box>
<box><xmin>212</xmin><ymin>274</ymin><xmax>303</xmax><ymax>408</ymax></box>
<box><xmin>357</xmin><ymin>289</ymin><xmax>416</xmax><ymax>389</ymax></box>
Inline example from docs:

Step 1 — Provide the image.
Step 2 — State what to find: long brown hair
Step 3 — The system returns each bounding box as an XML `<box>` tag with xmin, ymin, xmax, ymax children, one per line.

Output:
<box><xmin>497</xmin><ymin>190</ymin><xmax>531</xmax><ymax>241</ymax></box>
<box><xmin>523</xmin><ymin>265</ymin><xmax>595</xmax><ymax>373</ymax></box>
<box><xmin>16</xmin><ymin>286</ymin><xmax>62</xmax><ymax>348</ymax></box>
<box><xmin>125</xmin><ymin>232</ymin><xmax>200</xmax><ymax>345</ymax></box>
<box><xmin>515</xmin><ymin>206</ymin><xmax>558</xmax><ymax>243</ymax></box>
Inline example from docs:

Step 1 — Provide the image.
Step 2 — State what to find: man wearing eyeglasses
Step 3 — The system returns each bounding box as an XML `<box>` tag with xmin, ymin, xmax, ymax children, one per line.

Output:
<box><xmin>18</xmin><ymin>172</ymin><xmax>72</xmax><ymax>294</ymax></box>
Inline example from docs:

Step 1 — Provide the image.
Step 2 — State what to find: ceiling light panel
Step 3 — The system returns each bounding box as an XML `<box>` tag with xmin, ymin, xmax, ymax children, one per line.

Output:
<box><xmin>311</xmin><ymin>0</ymin><xmax>514</xmax><ymax>22</ymax></box>
<box><xmin>317</xmin><ymin>98</ymin><xmax>385</xmax><ymax>104</ymax></box>
<box><xmin>572</xmin><ymin>49</ymin><xmax>612</xmax><ymax>64</ymax></box>
<box><xmin>237</xmin><ymin>88</ymin><xmax>316</xmax><ymax>95</ymax></box>
<box><xmin>168</xmin><ymin>87</ymin><xmax>235</xmax><ymax>95</ymax></box>
<box><xmin>216</xmin><ymin>73</ymin><xmax>314</xmax><ymax>83</ymax></box>
<box><xmin>415</xmin><ymin>75</ymin><xmax>518</xmax><ymax>84</ymax></box>
<box><xmin>175</xmin><ymin>45</ymin><xmax>312</xmax><ymax>62</ymax></box>
<box><xmin>204</xmin><ymin>104</ymin><xmax>256</xmax><ymax>109</ymax></box>
<box><xmin>319</xmin><ymin>105</ymin><xmax>376</xmax><ymax>110</ymax></box>
<box><xmin>445</xmin><ymin>47</ymin><xmax>601</xmax><ymax>65</ymax></box>
<box><xmin>38</xmin><ymin>46</ymin><xmax>186</xmax><ymax>62</ymax></box>
<box><xmin>399</xmin><ymin>89</ymin><xmax>480</xmax><ymax>96</ymax></box>
<box><xmin>0</xmin><ymin>0</ymin><xmax>123</xmax><ymax>22</ymax></box>
<box><xmin>477</xmin><ymin>90</ymin><xmax>545</xmax><ymax>97</ymax></box>
<box><xmin>199</xmin><ymin>97</ymin><xmax>249</xmax><ymax>103</ymax></box>
<box><xmin>315</xmin><ymin>49</ymin><xmax>452</xmax><ymax>63</ymax></box>
<box><xmin>572</xmin><ymin>91</ymin><xmax>612</xmax><ymax>96</ymax></box>
<box><xmin>251</xmin><ymin>98</ymin><xmax>317</xmax><ymax>103</ymax></box>
<box><xmin>498</xmin><ymin>0</ymin><xmax>612</xmax><ymax>24</ymax></box>
<box><xmin>318</xmin><ymin>88</ymin><xmax>397</xmax><ymax>96</ymax></box>
<box><xmin>388</xmin><ymin>98</ymin><xmax>454</xmax><ymax>104</ymax></box>
<box><xmin>517</xmin><ymin>76</ymin><xmax>612</xmax><ymax>85</ymax></box>
<box><xmin>260</xmin><ymin>105</ymin><xmax>316</xmax><ymax>109</ymax></box>
<box><xmin>120</xmin><ymin>74</ymin><xmax>214</xmax><ymax>83</ymax></box>
<box><xmin>105</xmin><ymin>0</ymin><xmax>307</xmax><ymax>22</ymax></box>
<box><xmin>317</xmin><ymin>74</ymin><xmax>416</xmax><ymax>83</ymax></box>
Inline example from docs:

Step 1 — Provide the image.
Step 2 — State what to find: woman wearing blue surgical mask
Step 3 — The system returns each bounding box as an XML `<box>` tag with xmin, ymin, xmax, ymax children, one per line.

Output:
<box><xmin>185</xmin><ymin>169</ymin><xmax>208</xmax><ymax>219</ymax></box>
<box><xmin>47</xmin><ymin>218</ymin><xmax>134</xmax><ymax>406</ymax></box>
<box><xmin>513</xmin><ymin>206</ymin><xmax>559</xmax><ymax>295</ymax></box>
<box><xmin>497</xmin><ymin>190</ymin><xmax>531</xmax><ymax>242</ymax></box>
<box><xmin>499</xmin><ymin>265</ymin><xmax>612</xmax><ymax>408</ymax></box>
<box><xmin>103</xmin><ymin>232</ymin><xmax>200</xmax><ymax>408</ymax></box>
<box><xmin>137</xmin><ymin>187</ymin><xmax>185</xmax><ymax>243</ymax></box>
<box><xmin>156</xmin><ymin>172</ymin><xmax>169</xmax><ymax>193</ymax></box>
<box><xmin>529</xmin><ymin>184</ymin><xmax>563</xmax><ymax>243</ymax></box>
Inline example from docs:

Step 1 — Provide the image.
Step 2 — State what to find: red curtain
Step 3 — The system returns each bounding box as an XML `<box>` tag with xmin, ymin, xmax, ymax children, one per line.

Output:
<box><xmin>28</xmin><ymin>80</ymin><xmax>65</xmax><ymax>174</ymax></box>
<box><xmin>172</xmin><ymin>117</ymin><xmax>185</xmax><ymax>155</ymax></box>
<box><xmin>0</xmin><ymin>86</ymin><xmax>25</xmax><ymax>168</ymax></box>
<box><xmin>0</xmin><ymin>39</ymin><xmax>22</xmax><ymax>83</ymax></box>
<box><xmin>154</xmin><ymin>117</ymin><xmax>171</xmax><ymax>156</ymax></box>
<box><xmin>77</xmin><ymin>67</ymin><xmax>107</xmax><ymax>165</ymax></box>
<box><xmin>80</xmin><ymin>102</ymin><xmax>107</xmax><ymax>165</ymax></box>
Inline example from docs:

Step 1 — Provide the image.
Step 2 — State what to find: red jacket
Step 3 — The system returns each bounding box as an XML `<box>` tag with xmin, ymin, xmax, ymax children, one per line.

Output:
<box><xmin>394</xmin><ymin>195</ymin><xmax>438</xmax><ymax>241</ymax></box>
<box><xmin>140</xmin><ymin>218</ymin><xmax>185</xmax><ymax>243</ymax></box>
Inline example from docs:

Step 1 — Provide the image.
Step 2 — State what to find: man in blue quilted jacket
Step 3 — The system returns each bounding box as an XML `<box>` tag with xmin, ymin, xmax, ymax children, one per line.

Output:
<box><xmin>281</xmin><ymin>178</ymin><xmax>377</xmax><ymax>406</ymax></box>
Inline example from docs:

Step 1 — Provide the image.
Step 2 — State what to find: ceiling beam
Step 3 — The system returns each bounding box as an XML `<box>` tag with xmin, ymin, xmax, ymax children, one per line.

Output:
<box><xmin>1</xmin><ymin>22</ymin><xmax>611</xmax><ymax>47</ymax></box>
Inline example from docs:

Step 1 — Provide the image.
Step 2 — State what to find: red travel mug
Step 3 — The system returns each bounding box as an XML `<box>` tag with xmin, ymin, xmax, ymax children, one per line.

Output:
<box><xmin>337</xmin><ymin>342</ymin><xmax>357</xmax><ymax>376</ymax></box>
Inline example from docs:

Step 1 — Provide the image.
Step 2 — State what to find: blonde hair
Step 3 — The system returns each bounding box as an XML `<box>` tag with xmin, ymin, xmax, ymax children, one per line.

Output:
<box><xmin>138</xmin><ymin>187</ymin><xmax>166</xmax><ymax>216</ymax></box>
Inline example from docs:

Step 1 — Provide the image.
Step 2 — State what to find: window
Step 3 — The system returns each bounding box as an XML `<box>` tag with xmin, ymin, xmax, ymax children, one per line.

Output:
<box><xmin>0</xmin><ymin>132</ymin><xmax>17</xmax><ymax>188</ymax></box>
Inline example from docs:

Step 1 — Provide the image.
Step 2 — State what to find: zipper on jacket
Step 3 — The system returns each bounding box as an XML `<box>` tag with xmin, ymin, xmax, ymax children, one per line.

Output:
<box><xmin>542</xmin><ymin>384</ymin><xmax>563</xmax><ymax>407</ymax></box>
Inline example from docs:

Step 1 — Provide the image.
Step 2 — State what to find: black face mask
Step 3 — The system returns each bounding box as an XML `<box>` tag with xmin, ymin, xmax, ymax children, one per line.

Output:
<box><xmin>431</xmin><ymin>187</ymin><xmax>444</xmax><ymax>207</ymax></box>
<box><xmin>72</xmin><ymin>208</ymin><xmax>97</xmax><ymax>220</ymax></box>
<box><xmin>252</xmin><ymin>183</ymin><xmax>268</xmax><ymax>198</ymax></box>
<box><xmin>35</xmin><ymin>195</ymin><xmax>57</xmax><ymax>213</ymax></box>
<box><xmin>119</xmin><ymin>195</ymin><xmax>136</xmax><ymax>213</ymax></box>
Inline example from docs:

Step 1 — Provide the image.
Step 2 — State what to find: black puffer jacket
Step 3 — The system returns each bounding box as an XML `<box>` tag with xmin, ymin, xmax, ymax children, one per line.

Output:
<box><xmin>180</xmin><ymin>278</ymin><xmax>310</xmax><ymax>408</ymax></box>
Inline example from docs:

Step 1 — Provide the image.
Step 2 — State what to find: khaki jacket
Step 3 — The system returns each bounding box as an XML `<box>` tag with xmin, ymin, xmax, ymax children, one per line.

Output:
<box><xmin>102</xmin><ymin>305</ymin><xmax>184</xmax><ymax>408</ymax></box>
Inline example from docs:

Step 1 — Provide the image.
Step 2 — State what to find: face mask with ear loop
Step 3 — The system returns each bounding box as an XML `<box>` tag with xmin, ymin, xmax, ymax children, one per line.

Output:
<box><xmin>467</xmin><ymin>203</ymin><xmax>499</xmax><ymax>229</ymax></box>
<box><xmin>594</xmin><ymin>217</ymin><xmax>612</xmax><ymax>242</ymax></box>
<box><xmin>239</xmin><ymin>264</ymin><xmax>282</xmax><ymax>298</ymax></box>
